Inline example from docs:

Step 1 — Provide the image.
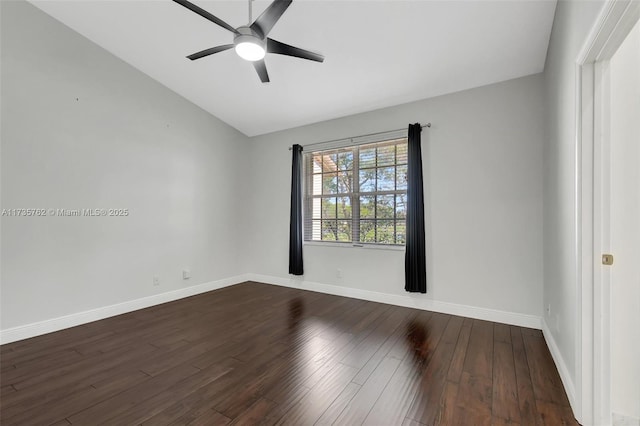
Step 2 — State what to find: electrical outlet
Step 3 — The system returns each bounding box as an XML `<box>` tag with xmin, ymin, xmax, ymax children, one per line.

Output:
<box><xmin>183</xmin><ymin>269</ymin><xmax>191</xmax><ymax>280</ymax></box>
<box><xmin>153</xmin><ymin>276</ymin><xmax>160</xmax><ymax>286</ymax></box>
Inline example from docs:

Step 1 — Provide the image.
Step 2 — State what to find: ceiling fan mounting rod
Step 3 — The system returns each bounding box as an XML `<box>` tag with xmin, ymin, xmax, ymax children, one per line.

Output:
<box><xmin>248</xmin><ymin>0</ymin><xmax>253</xmax><ymax>25</ymax></box>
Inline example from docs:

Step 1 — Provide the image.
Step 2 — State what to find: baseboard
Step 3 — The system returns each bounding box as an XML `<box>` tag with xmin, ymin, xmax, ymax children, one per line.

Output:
<box><xmin>1</xmin><ymin>273</ymin><xmax>543</xmax><ymax>345</ymax></box>
<box><xmin>541</xmin><ymin>318</ymin><xmax>578</xmax><ymax>421</ymax></box>
<box><xmin>0</xmin><ymin>274</ymin><xmax>250</xmax><ymax>345</ymax></box>
<box><xmin>613</xmin><ymin>413</ymin><xmax>640</xmax><ymax>426</ymax></box>
<box><xmin>247</xmin><ymin>273</ymin><xmax>542</xmax><ymax>329</ymax></box>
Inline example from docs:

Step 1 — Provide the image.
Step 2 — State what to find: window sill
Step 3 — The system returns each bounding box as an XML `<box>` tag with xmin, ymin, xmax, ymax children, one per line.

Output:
<box><xmin>303</xmin><ymin>241</ymin><xmax>405</xmax><ymax>252</ymax></box>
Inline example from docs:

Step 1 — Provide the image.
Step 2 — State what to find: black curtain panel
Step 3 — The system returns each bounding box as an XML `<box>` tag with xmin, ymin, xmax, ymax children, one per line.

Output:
<box><xmin>289</xmin><ymin>144</ymin><xmax>304</xmax><ymax>275</ymax></box>
<box><xmin>405</xmin><ymin>123</ymin><xmax>427</xmax><ymax>293</ymax></box>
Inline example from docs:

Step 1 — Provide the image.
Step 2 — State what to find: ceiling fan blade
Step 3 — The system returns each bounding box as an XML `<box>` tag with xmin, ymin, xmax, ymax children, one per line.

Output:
<box><xmin>267</xmin><ymin>38</ymin><xmax>324</xmax><ymax>63</ymax></box>
<box><xmin>187</xmin><ymin>44</ymin><xmax>234</xmax><ymax>60</ymax></box>
<box><xmin>173</xmin><ymin>0</ymin><xmax>238</xmax><ymax>34</ymax></box>
<box><xmin>250</xmin><ymin>0</ymin><xmax>292</xmax><ymax>37</ymax></box>
<box><xmin>253</xmin><ymin>60</ymin><xmax>270</xmax><ymax>83</ymax></box>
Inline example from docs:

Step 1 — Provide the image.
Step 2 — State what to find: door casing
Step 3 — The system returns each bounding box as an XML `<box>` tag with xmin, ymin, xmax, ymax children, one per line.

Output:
<box><xmin>575</xmin><ymin>1</ymin><xmax>640</xmax><ymax>424</ymax></box>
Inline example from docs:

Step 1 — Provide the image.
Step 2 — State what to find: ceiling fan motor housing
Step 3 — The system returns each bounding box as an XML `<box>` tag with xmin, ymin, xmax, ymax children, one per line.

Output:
<box><xmin>234</xmin><ymin>26</ymin><xmax>265</xmax><ymax>48</ymax></box>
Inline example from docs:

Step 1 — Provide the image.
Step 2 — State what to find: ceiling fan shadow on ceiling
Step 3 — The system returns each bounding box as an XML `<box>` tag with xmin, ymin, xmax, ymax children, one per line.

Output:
<box><xmin>173</xmin><ymin>0</ymin><xmax>325</xmax><ymax>83</ymax></box>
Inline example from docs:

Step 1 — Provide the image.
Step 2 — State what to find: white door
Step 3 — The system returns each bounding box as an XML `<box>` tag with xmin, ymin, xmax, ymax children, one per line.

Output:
<box><xmin>608</xmin><ymin>17</ymin><xmax>640</xmax><ymax>425</ymax></box>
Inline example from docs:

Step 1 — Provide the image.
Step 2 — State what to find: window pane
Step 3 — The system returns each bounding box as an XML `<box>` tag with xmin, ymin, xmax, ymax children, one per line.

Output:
<box><xmin>396</xmin><ymin>221</ymin><xmax>406</xmax><ymax>245</ymax></box>
<box><xmin>360</xmin><ymin>220</ymin><xmax>376</xmax><ymax>243</ymax></box>
<box><xmin>322</xmin><ymin>197</ymin><xmax>336</xmax><ymax>219</ymax></box>
<box><xmin>359</xmin><ymin>147</ymin><xmax>376</xmax><ymax>168</ymax></box>
<box><xmin>396</xmin><ymin>165</ymin><xmax>408</xmax><ymax>191</ymax></box>
<box><xmin>312</xmin><ymin>197</ymin><xmax>321</xmax><ymax>219</ymax></box>
<box><xmin>396</xmin><ymin>194</ymin><xmax>406</xmax><ymax>219</ymax></box>
<box><xmin>377</xmin><ymin>167</ymin><xmax>396</xmax><ymax>191</ymax></box>
<box><xmin>337</xmin><ymin>220</ymin><xmax>352</xmax><ymax>242</ymax></box>
<box><xmin>377</xmin><ymin>195</ymin><xmax>394</xmax><ymax>219</ymax></box>
<box><xmin>397</xmin><ymin>143</ymin><xmax>408</xmax><ymax>164</ymax></box>
<box><xmin>321</xmin><ymin>220</ymin><xmax>337</xmax><ymax>241</ymax></box>
<box><xmin>337</xmin><ymin>171</ymin><xmax>353</xmax><ymax>194</ymax></box>
<box><xmin>377</xmin><ymin>145</ymin><xmax>395</xmax><ymax>166</ymax></box>
<box><xmin>322</xmin><ymin>153</ymin><xmax>337</xmax><ymax>172</ymax></box>
<box><xmin>337</xmin><ymin>151</ymin><xmax>353</xmax><ymax>170</ymax></box>
<box><xmin>323</xmin><ymin>173</ymin><xmax>337</xmax><ymax>194</ymax></box>
<box><xmin>312</xmin><ymin>155</ymin><xmax>323</xmax><ymax>173</ymax></box>
<box><xmin>311</xmin><ymin>219</ymin><xmax>321</xmax><ymax>240</ymax></box>
<box><xmin>312</xmin><ymin>173</ymin><xmax>322</xmax><ymax>195</ymax></box>
<box><xmin>360</xmin><ymin>195</ymin><xmax>375</xmax><ymax>218</ymax></box>
<box><xmin>359</xmin><ymin>169</ymin><xmax>376</xmax><ymax>192</ymax></box>
<box><xmin>337</xmin><ymin>197</ymin><xmax>352</xmax><ymax>219</ymax></box>
<box><xmin>376</xmin><ymin>220</ymin><xmax>395</xmax><ymax>244</ymax></box>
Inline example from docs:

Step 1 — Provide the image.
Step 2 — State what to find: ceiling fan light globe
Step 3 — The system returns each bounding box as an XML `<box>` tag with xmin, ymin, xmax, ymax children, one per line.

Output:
<box><xmin>235</xmin><ymin>42</ymin><xmax>266</xmax><ymax>61</ymax></box>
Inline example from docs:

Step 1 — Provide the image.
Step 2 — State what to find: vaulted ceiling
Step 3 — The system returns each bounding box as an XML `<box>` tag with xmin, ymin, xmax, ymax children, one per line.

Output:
<box><xmin>30</xmin><ymin>0</ymin><xmax>557</xmax><ymax>136</ymax></box>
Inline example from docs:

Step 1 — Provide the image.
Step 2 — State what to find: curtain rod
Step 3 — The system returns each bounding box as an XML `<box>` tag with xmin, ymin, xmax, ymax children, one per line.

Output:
<box><xmin>288</xmin><ymin>123</ymin><xmax>431</xmax><ymax>151</ymax></box>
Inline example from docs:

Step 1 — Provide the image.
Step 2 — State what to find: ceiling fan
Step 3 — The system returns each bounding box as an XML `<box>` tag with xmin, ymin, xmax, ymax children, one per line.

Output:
<box><xmin>173</xmin><ymin>0</ymin><xmax>324</xmax><ymax>83</ymax></box>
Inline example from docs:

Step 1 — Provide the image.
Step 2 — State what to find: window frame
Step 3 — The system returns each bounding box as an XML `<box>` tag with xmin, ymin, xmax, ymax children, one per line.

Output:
<box><xmin>303</xmin><ymin>136</ymin><xmax>408</xmax><ymax>247</ymax></box>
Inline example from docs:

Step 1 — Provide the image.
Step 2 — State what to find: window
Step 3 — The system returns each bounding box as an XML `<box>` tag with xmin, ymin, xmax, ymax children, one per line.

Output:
<box><xmin>303</xmin><ymin>136</ymin><xmax>408</xmax><ymax>246</ymax></box>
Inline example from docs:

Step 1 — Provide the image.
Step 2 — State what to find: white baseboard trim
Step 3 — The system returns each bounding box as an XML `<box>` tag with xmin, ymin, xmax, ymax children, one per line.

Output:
<box><xmin>0</xmin><ymin>274</ymin><xmax>250</xmax><ymax>345</ymax></box>
<box><xmin>541</xmin><ymin>318</ymin><xmax>578</xmax><ymax>420</ymax></box>
<box><xmin>246</xmin><ymin>273</ymin><xmax>542</xmax><ymax>329</ymax></box>
<box><xmin>1</xmin><ymin>273</ymin><xmax>542</xmax><ymax>345</ymax></box>
<box><xmin>613</xmin><ymin>413</ymin><xmax>640</xmax><ymax>426</ymax></box>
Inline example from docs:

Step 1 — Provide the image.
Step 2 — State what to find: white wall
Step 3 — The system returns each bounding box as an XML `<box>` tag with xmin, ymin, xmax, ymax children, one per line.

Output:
<box><xmin>609</xmin><ymin>18</ymin><xmax>640</xmax><ymax>422</ymax></box>
<box><xmin>246</xmin><ymin>74</ymin><xmax>545</xmax><ymax>323</ymax></box>
<box><xmin>542</xmin><ymin>0</ymin><xmax>605</xmax><ymax>409</ymax></box>
<box><xmin>0</xmin><ymin>0</ymin><xmax>250</xmax><ymax>330</ymax></box>
<box><xmin>1</xmin><ymin>0</ymin><xmax>547</xmax><ymax>339</ymax></box>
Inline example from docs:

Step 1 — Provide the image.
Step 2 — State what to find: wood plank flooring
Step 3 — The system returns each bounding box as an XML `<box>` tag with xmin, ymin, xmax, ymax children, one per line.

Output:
<box><xmin>0</xmin><ymin>282</ymin><xmax>577</xmax><ymax>425</ymax></box>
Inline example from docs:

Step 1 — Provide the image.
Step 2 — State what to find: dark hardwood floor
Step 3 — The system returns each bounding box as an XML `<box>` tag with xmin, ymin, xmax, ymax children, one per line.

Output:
<box><xmin>0</xmin><ymin>282</ymin><xmax>576</xmax><ymax>425</ymax></box>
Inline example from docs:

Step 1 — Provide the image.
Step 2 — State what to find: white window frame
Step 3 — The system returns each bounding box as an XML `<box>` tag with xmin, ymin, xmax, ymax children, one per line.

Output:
<box><xmin>302</xmin><ymin>132</ymin><xmax>408</xmax><ymax>247</ymax></box>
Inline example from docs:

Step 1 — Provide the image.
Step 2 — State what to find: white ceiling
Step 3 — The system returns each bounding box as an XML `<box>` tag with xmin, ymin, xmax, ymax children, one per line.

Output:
<box><xmin>30</xmin><ymin>0</ymin><xmax>557</xmax><ymax>136</ymax></box>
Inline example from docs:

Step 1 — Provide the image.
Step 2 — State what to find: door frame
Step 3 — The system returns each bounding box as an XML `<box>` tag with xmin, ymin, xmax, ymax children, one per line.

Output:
<box><xmin>575</xmin><ymin>1</ymin><xmax>640</xmax><ymax>424</ymax></box>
